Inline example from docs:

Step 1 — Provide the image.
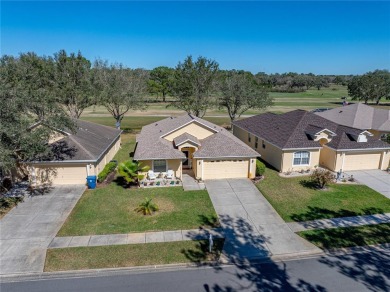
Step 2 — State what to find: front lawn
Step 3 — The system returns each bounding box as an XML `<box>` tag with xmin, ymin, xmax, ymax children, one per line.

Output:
<box><xmin>45</xmin><ymin>239</ymin><xmax>224</xmax><ymax>272</ymax></box>
<box><xmin>257</xmin><ymin>166</ymin><xmax>390</xmax><ymax>222</ymax></box>
<box><xmin>57</xmin><ymin>184</ymin><xmax>218</xmax><ymax>236</ymax></box>
<box><xmin>298</xmin><ymin>223</ymin><xmax>390</xmax><ymax>249</ymax></box>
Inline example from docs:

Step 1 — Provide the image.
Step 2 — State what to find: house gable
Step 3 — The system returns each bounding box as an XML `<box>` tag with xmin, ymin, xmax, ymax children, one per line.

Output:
<box><xmin>163</xmin><ymin>121</ymin><xmax>216</xmax><ymax>141</ymax></box>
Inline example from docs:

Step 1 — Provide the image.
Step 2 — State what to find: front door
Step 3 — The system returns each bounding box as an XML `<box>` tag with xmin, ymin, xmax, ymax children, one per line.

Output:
<box><xmin>182</xmin><ymin>151</ymin><xmax>191</xmax><ymax>169</ymax></box>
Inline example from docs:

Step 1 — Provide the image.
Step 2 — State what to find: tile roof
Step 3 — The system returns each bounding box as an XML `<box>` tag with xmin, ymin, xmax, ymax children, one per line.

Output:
<box><xmin>134</xmin><ymin>114</ymin><xmax>259</xmax><ymax>160</ymax></box>
<box><xmin>233</xmin><ymin>110</ymin><xmax>390</xmax><ymax>151</ymax></box>
<box><xmin>316</xmin><ymin>103</ymin><xmax>390</xmax><ymax>132</ymax></box>
<box><xmin>34</xmin><ymin>120</ymin><xmax>122</xmax><ymax>162</ymax></box>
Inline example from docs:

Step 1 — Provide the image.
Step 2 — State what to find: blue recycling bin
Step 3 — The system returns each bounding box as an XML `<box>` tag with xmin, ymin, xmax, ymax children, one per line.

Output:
<box><xmin>86</xmin><ymin>175</ymin><xmax>97</xmax><ymax>189</ymax></box>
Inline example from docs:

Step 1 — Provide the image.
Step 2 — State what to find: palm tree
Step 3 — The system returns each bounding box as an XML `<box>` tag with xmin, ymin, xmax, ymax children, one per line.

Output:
<box><xmin>134</xmin><ymin>198</ymin><xmax>159</xmax><ymax>215</ymax></box>
<box><xmin>118</xmin><ymin>160</ymin><xmax>149</xmax><ymax>186</ymax></box>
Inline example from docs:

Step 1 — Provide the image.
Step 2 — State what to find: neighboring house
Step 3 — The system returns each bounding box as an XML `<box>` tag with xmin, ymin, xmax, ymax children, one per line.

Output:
<box><xmin>133</xmin><ymin>114</ymin><xmax>259</xmax><ymax>180</ymax></box>
<box><xmin>316</xmin><ymin>103</ymin><xmax>390</xmax><ymax>139</ymax></box>
<box><xmin>26</xmin><ymin>120</ymin><xmax>122</xmax><ymax>185</ymax></box>
<box><xmin>232</xmin><ymin>110</ymin><xmax>390</xmax><ymax>173</ymax></box>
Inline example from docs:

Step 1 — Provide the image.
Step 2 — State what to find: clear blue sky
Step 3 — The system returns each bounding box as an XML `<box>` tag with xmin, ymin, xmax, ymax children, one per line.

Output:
<box><xmin>2</xmin><ymin>1</ymin><xmax>390</xmax><ymax>74</ymax></box>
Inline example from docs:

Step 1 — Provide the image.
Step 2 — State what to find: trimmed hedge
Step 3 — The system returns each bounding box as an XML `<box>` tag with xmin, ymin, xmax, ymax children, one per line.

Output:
<box><xmin>256</xmin><ymin>160</ymin><xmax>266</xmax><ymax>176</ymax></box>
<box><xmin>97</xmin><ymin>162</ymin><xmax>117</xmax><ymax>183</ymax></box>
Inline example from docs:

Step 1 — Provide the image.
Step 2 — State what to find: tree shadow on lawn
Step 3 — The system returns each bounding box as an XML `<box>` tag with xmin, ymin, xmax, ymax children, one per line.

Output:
<box><xmin>299</xmin><ymin>179</ymin><xmax>318</xmax><ymax>190</ymax></box>
<box><xmin>291</xmin><ymin>206</ymin><xmax>385</xmax><ymax>222</ymax></box>
<box><xmin>181</xmin><ymin>214</ymin><xmax>327</xmax><ymax>291</ymax></box>
<box><xmin>112</xmin><ymin>176</ymin><xmax>138</xmax><ymax>189</ymax></box>
<box><xmin>299</xmin><ymin>224</ymin><xmax>390</xmax><ymax>250</ymax></box>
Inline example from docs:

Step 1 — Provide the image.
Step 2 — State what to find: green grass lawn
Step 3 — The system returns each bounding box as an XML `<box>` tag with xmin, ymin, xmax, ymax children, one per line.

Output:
<box><xmin>57</xmin><ymin>184</ymin><xmax>218</xmax><ymax>236</ymax></box>
<box><xmin>257</xmin><ymin>166</ymin><xmax>390</xmax><ymax>222</ymax></box>
<box><xmin>113</xmin><ymin>133</ymin><xmax>136</xmax><ymax>163</ymax></box>
<box><xmin>45</xmin><ymin>239</ymin><xmax>224</xmax><ymax>272</ymax></box>
<box><xmin>298</xmin><ymin>223</ymin><xmax>390</xmax><ymax>249</ymax></box>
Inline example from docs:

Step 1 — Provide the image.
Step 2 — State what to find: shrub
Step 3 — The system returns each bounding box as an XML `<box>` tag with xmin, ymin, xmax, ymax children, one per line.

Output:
<box><xmin>134</xmin><ymin>198</ymin><xmax>159</xmax><ymax>215</ymax></box>
<box><xmin>0</xmin><ymin>196</ymin><xmax>24</xmax><ymax>210</ymax></box>
<box><xmin>97</xmin><ymin>162</ymin><xmax>117</xmax><ymax>183</ymax></box>
<box><xmin>256</xmin><ymin>160</ymin><xmax>266</xmax><ymax>176</ymax></box>
<box><xmin>310</xmin><ymin>169</ymin><xmax>335</xmax><ymax>189</ymax></box>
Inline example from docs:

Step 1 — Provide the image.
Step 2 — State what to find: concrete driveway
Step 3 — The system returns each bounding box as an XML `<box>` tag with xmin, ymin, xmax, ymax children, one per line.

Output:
<box><xmin>0</xmin><ymin>185</ymin><xmax>85</xmax><ymax>275</ymax></box>
<box><xmin>205</xmin><ymin>179</ymin><xmax>320</xmax><ymax>260</ymax></box>
<box><xmin>345</xmin><ymin>170</ymin><xmax>390</xmax><ymax>199</ymax></box>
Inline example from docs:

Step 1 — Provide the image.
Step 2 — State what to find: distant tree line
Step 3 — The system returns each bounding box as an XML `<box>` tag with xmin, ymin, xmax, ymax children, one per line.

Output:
<box><xmin>1</xmin><ymin>50</ymin><xmax>389</xmax><ymax>172</ymax></box>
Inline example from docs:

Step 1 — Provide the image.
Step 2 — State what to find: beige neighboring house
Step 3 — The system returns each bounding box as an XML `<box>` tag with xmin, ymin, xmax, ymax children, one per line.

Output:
<box><xmin>316</xmin><ymin>103</ymin><xmax>390</xmax><ymax>139</ymax></box>
<box><xmin>26</xmin><ymin>120</ymin><xmax>122</xmax><ymax>185</ymax></box>
<box><xmin>133</xmin><ymin>114</ymin><xmax>259</xmax><ymax>180</ymax></box>
<box><xmin>232</xmin><ymin>110</ymin><xmax>390</xmax><ymax>173</ymax></box>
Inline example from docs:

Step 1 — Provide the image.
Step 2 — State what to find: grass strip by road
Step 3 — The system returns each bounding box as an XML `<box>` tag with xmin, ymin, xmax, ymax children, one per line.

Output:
<box><xmin>44</xmin><ymin>239</ymin><xmax>224</xmax><ymax>272</ymax></box>
<box><xmin>257</xmin><ymin>166</ymin><xmax>390</xmax><ymax>222</ymax></box>
<box><xmin>298</xmin><ymin>223</ymin><xmax>390</xmax><ymax>250</ymax></box>
<box><xmin>57</xmin><ymin>184</ymin><xmax>218</xmax><ymax>236</ymax></box>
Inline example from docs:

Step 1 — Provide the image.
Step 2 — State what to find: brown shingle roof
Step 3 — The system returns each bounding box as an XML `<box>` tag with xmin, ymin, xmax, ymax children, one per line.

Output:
<box><xmin>134</xmin><ymin>114</ymin><xmax>259</xmax><ymax>160</ymax></box>
<box><xmin>316</xmin><ymin>103</ymin><xmax>390</xmax><ymax>132</ymax></box>
<box><xmin>233</xmin><ymin>110</ymin><xmax>390</xmax><ymax>151</ymax></box>
<box><xmin>33</xmin><ymin>119</ymin><xmax>122</xmax><ymax>162</ymax></box>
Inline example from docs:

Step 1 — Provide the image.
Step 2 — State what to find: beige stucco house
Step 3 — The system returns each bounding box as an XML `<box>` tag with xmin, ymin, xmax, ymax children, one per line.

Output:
<box><xmin>133</xmin><ymin>114</ymin><xmax>259</xmax><ymax>180</ymax></box>
<box><xmin>232</xmin><ymin>110</ymin><xmax>390</xmax><ymax>173</ymax></box>
<box><xmin>316</xmin><ymin>103</ymin><xmax>390</xmax><ymax>139</ymax></box>
<box><xmin>26</xmin><ymin>120</ymin><xmax>122</xmax><ymax>185</ymax></box>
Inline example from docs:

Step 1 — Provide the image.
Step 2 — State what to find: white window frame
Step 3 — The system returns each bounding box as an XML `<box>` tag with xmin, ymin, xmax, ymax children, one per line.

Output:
<box><xmin>153</xmin><ymin>160</ymin><xmax>167</xmax><ymax>173</ymax></box>
<box><xmin>292</xmin><ymin>151</ymin><xmax>310</xmax><ymax>166</ymax></box>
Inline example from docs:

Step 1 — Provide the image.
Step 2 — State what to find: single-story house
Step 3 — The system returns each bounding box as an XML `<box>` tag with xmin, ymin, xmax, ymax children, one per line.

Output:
<box><xmin>232</xmin><ymin>110</ymin><xmax>390</xmax><ymax>173</ymax></box>
<box><xmin>316</xmin><ymin>103</ymin><xmax>390</xmax><ymax>139</ymax></box>
<box><xmin>26</xmin><ymin>120</ymin><xmax>122</xmax><ymax>185</ymax></box>
<box><xmin>133</xmin><ymin>114</ymin><xmax>259</xmax><ymax>180</ymax></box>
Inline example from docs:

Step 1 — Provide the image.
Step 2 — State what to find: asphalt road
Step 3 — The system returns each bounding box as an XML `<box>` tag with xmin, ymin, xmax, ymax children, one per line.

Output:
<box><xmin>2</xmin><ymin>247</ymin><xmax>389</xmax><ymax>292</ymax></box>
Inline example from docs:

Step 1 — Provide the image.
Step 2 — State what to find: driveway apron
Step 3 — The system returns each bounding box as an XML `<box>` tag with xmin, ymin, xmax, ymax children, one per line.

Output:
<box><xmin>205</xmin><ymin>179</ymin><xmax>320</xmax><ymax>260</ymax></box>
<box><xmin>345</xmin><ymin>170</ymin><xmax>390</xmax><ymax>199</ymax></box>
<box><xmin>0</xmin><ymin>185</ymin><xmax>85</xmax><ymax>275</ymax></box>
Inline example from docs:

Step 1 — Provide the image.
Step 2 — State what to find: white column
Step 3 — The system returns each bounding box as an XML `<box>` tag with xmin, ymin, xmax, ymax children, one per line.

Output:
<box><xmin>341</xmin><ymin>152</ymin><xmax>346</xmax><ymax>172</ymax></box>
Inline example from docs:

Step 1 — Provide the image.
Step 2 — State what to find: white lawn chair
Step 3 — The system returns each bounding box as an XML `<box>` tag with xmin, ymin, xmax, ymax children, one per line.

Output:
<box><xmin>148</xmin><ymin>170</ymin><xmax>156</xmax><ymax>180</ymax></box>
<box><xmin>166</xmin><ymin>169</ymin><xmax>174</xmax><ymax>179</ymax></box>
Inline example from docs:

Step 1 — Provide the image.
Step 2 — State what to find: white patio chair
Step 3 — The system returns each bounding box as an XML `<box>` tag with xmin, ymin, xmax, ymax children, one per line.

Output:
<box><xmin>166</xmin><ymin>169</ymin><xmax>174</xmax><ymax>179</ymax></box>
<box><xmin>148</xmin><ymin>170</ymin><xmax>156</xmax><ymax>180</ymax></box>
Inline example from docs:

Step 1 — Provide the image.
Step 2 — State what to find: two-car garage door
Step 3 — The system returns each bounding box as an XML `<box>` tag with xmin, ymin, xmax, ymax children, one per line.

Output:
<box><xmin>33</xmin><ymin>165</ymin><xmax>88</xmax><ymax>185</ymax></box>
<box><xmin>343</xmin><ymin>153</ymin><xmax>381</xmax><ymax>171</ymax></box>
<box><xmin>203</xmin><ymin>159</ymin><xmax>249</xmax><ymax>179</ymax></box>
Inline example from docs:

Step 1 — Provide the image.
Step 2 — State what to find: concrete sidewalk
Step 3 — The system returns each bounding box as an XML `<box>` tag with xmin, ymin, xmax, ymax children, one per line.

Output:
<box><xmin>49</xmin><ymin>228</ymin><xmax>223</xmax><ymax>249</ymax></box>
<box><xmin>287</xmin><ymin>213</ymin><xmax>390</xmax><ymax>232</ymax></box>
<box><xmin>0</xmin><ymin>185</ymin><xmax>85</xmax><ymax>275</ymax></box>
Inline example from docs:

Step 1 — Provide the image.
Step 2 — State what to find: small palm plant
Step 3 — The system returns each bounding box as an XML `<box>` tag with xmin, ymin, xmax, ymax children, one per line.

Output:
<box><xmin>118</xmin><ymin>160</ymin><xmax>149</xmax><ymax>186</ymax></box>
<box><xmin>134</xmin><ymin>198</ymin><xmax>159</xmax><ymax>215</ymax></box>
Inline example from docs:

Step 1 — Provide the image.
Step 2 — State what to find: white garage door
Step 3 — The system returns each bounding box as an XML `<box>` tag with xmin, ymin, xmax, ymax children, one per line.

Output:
<box><xmin>34</xmin><ymin>165</ymin><xmax>87</xmax><ymax>185</ymax></box>
<box><xmin>203</xmin><ymin>160</ymin><xmax>249</xmax><ymax>179</ymax></box>
<box><xmin>343</xmin><ymin>153</ymin><xmax>381</xmax><ymax>171</ymax></box>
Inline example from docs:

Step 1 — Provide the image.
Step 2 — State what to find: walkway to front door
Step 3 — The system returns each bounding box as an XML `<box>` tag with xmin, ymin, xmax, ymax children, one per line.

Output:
<box><xmin>205</xmin><ymin>179</ymin><xmax>320</xmax><ymax>261</ymax></box>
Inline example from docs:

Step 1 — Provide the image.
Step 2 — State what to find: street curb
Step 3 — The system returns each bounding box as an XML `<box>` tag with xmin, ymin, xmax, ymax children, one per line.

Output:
<box><xmin>1</xmin><ymin>243</ymin><xmax>388</xmax><ymax>283</ymax></box>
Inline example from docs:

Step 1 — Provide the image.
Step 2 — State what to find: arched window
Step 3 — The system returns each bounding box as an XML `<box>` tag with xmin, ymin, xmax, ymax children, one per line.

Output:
<box><xmin>293</xmin><ymin>151</ymin><xmax>310</xmax><ymax>165</ymax></box>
